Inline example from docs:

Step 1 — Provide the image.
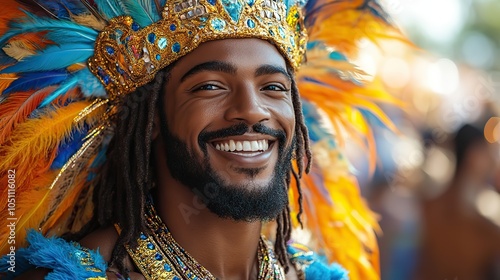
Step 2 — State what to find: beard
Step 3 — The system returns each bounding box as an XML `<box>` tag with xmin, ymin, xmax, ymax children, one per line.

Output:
<box><xmin>159</xmin><ymin>119</ymin><xmax>294</xmax><ymax>222</ymax></box>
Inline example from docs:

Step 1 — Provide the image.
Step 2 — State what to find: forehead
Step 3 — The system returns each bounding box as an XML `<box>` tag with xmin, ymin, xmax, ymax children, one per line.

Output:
<box><xmin>169</xmin><ymin>38</ymin><xmax>288</xmax><ymax>75</ymax></box>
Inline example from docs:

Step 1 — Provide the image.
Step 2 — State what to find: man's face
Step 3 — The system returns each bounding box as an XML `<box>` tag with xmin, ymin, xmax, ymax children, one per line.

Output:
<box><xmin>158</xmin><ymin>38</ymin><xmax>296</xmax><ymax>221</ymax></box>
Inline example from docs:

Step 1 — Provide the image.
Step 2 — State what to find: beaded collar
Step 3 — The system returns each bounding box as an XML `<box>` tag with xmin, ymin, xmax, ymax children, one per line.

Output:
<box><xmin>125</xmin><ymin>201</ymin><xmax>286</xmax><ymax>280</ymax></box>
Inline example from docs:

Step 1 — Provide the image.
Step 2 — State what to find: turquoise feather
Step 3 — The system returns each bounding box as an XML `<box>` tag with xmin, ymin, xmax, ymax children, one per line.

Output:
<box><xmin>0</xmin><ymin>12</ymin><xmax>97</xmax><ymax>46</ymax></box>
<box><xmin>122</xmin><ymin>0</ymin><xmax>160</xmax><ymax>26</ymax></box>
<box><xmin>39</xmin><ymin>75</ymin><xmax>79</xmax><ymax>107</ymax></box>
<box><xmin>94</xmin><ymin>0</ymin><xmax>128</xmax><ymax>20</ymax></box>
<box><xmin>0</xmin><ymin>44</ymin><xmax>93</xmax><ymax>74</ymax></box>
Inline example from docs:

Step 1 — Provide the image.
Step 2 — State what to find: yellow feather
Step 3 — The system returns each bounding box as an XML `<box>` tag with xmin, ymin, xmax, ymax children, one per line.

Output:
<box><xmin>0</xmin><ymin>101</ymin><xmax>106</xmax><ymax>255</ymax></box>
<box><xmin>0</xmin><ymin>171</ymin><xmax>57</xmax><ymax>256</ymax></box>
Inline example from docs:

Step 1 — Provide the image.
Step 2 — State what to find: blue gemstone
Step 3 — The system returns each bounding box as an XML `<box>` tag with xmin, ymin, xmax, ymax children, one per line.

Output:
<box><xmin>173</xmin><ymin>276</ymin><xmax>181</xmax><ymax>280</ymax></box>
<box><xmin>269</xmin><ymin>29</ymin><xmax>274</xmax><ymax>36</ymax></box>
<box><xmin>131</xmin><ymin>22</ymin><xmax>140</xmax><ymax>31</ymax></box>
<box><xmin>290</xmin><ymin>37</ymin><xmax>295</xmax><ymax>47</ymax></box>
<box><xmin>164</xmin><ymin>263</ymin><xmax>172</xmax><ymax>272</ymax></box>
<box><xmin>221</xmin><ymin>0</ymin><xmax>243</xmax><ymax>22</ymax></box>
<box><xmin>210</xmin><ymin>18</ymin><xmax>226</xmax><ymax>31</ymax></box>
<box><xmin>155</xmin><ymin>253</ymin><xmax>163</xmax><ymax>260</ymax></box>
<box><xmin>246</xmin><ymin>19</ymin><xmax>255</xmax><ymax>28</ymax></box>
<box><xmin>170</xmin><ymin>24</ymin><xmax>177</xmax><ymax>31</ymax></box>
<box><xmin>106</xmin><ymin>46</ymin><xmax>114</xmax><ymax>55</ymax></box>
<box><xmin>147</xmin><ymin>243</ymin><xmax>155</xmax><ymax>250</ymax></box>
<box><xmin>207</xmin><ymin>0</ymin><xmax>216</xmax><ymax>5</ymax></box>
<box><xmin>158</xmin><ymin>37</ymin><xmax>167</xmax><ymax>49</ymax></box>
<box><xmin>246</xmin><ymin>0</ymin><xmax>254</xmax><ymax>6</ymax></box>
<box><xmin>278</xmin><ymin>26</ymin><xmax>286</xmax><ymax>38</ymax></box>
<box><xmin>103</xmin><ymin>75</ymin><xmax>110</xmax><ymax>85</ymax></box>
<box><xmin>148</xmin><ymin>33</ymin><xmax>156</xmax><ymax>43</ymax></box>
<box><xmin>140</xmin><ymin>233</ymin><xmax>147</xmax><ymax>240</ymax></box>
<box><xmin>156</xmin><ymin>54</ymin><xmax>161</xmax><ymax>60</ymax></box>
<box><xmin>172</xmin><ymin>42</ymin><xmax>181</xmax><ymax>53</ymax></box>
<box><xmin>116</xmin><ymin>66</ymin><xmax>125</xmax><ymax>75</ymax></box>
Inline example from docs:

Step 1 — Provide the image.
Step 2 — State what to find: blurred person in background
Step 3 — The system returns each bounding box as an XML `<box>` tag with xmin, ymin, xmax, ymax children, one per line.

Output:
<box><xmin>416</xmin><ymin>124</ymin><xmax>500</xmax><ymax>280</ymax></box>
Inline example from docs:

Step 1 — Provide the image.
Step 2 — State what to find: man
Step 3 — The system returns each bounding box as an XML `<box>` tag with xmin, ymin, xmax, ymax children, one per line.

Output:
<box><xmin>0</xmin><ymin>0</ymin><xmax>402</xmax><ymax>279</ymax></box>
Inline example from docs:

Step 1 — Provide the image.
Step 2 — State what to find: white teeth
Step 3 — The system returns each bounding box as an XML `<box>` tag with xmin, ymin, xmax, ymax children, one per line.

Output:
<box><xmin>215</xmin><ymin>139</ymin><xmax>270</xmax><ymax>152</ymax></box>
<box><xmin>250</xmin><ymin>141</ymin><xmax>259</xmax><ymax>151</ymax></box>
<box><xmin>243</xmin><ymin>141</ymin><xmax>251</xmax><ymax>151</ymax></box>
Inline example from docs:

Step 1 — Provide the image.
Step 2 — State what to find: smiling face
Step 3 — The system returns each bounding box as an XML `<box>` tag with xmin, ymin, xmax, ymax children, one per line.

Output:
<box><xmin>157</xmin><ymin>38</ymin><xmax>296</xmax><ymax>221</ymax></box>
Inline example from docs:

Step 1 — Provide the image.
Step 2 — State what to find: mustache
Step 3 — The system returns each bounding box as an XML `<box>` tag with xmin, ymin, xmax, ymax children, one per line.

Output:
<box><xmin>198</xmin><ymin>123</ymin><xmax>286</xmax><ymax>147</ymax></box>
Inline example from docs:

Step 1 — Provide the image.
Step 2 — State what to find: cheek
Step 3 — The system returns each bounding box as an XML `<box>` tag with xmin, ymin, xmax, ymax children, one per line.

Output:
<box><xmin>166</xmin><ymin>99</ymin><xmax>222</xmax><ymax>147</ymax></box>
<box><xmin>271</xmin><ymin>103</ymin><xmax>295</xmax><ymax>141</ymax></box>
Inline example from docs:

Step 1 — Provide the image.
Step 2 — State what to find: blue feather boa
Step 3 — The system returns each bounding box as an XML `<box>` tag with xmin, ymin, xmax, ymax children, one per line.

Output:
<box><xmin>0</xmin><ymin>230</ymin><xmax>107</xmax><ymax>280</ymax></box>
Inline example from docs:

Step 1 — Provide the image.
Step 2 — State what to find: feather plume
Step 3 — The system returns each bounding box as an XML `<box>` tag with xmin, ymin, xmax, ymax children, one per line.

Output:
<box><xmin>0</xmin><ymin>73</ymin><xmax>17</xmax><ymax>92</ymax></box>
<box><xmin>1</xmin><ymin>43</ymin><xmax>94</xmax><ymax>73</ymax></box>
<box><xmin>70</xmin><ymin>13</ymin><xmax>106</xmax><ymax>30</ymax></box>
<box><xmin>0</xmin><ymin>12</ymin><xmax>97</xmax><ymax>46</ymax></box>
<box><xmin>2</xmin><ymin>40</ymin><xmax>35</xmax><ymax>60</ymax></box>
<box><xmin>122</xmin><ymin>0</ymin><xmax>160</xmax><ymax>27</ymax></box>
<box><xmin>0</xmin><ymin>0</ymin><xmax>30</xmax><ymax>35</ymax></box>
<box><xmin>2</xmin><ymin>70</ymin><xmax>69</xmax><ymax>94</ymax></box>
<box><xmin>39</xmin><ymin>73</ymin><xmax>80</xmax><ymax>107</ymax></box>
<box><xmin>0</xmin><ymin>170</ymin><xmax>58</xmax><ymax>256</ymax></box>
<box><xmin>0</xmin><ymin>88</ymin><xmax>53</xmax><ymax>144</ymax></box>
<box><xmin>94</xmin><ymin>0</ymin><xmax>127</xmax><ymax>20</ymax></box>
<box><xmin>0</xmin><ymin>101</ymin><xmax>93</xmax><ymax>194</ymax></box>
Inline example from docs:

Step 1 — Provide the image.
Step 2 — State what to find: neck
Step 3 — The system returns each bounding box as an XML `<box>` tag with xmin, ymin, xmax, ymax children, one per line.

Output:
<box><xmin>155</xmin><ymin>172</ymin><xmax>262</xmax><ymax>280</ymax></box>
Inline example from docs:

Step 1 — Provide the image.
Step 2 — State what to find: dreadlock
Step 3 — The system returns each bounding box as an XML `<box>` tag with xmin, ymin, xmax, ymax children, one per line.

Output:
<box><xmin>273</xmin><ymin>75</ymin><xmax>312</xmax><ymax>272</ymax></box>
<box><xmin>88</xmin><ymin>66</ymin><xmax>312</xmax><ymax>276</ymax></box>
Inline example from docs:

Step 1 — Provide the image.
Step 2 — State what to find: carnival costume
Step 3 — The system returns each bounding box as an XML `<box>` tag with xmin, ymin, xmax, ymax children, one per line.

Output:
<box><xmin>0</xmin><ymin>0</ymin><xmax>405</xmax><ymax>279</ymax></box>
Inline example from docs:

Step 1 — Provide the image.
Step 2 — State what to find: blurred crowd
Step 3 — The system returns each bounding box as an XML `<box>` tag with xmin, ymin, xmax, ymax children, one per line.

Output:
<box><xmin>356</xmin><ymin>1</ymin><xmax>500</xmax><ymax>279</ymax></box>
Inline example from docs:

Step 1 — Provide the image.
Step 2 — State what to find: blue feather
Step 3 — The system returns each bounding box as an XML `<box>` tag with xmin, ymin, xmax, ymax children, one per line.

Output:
<box><xmin>94</xmin><ymin>0</ymin><xmax>127</xmax><ymax>20</ymax></box>
<box><xmin>52</xmin><ymin>127</ymin><xmax>88</xmax><ymax>169</ymax></box>
<box><xmin>0</xmin><ymin>43</ymin><xmax>93</xmax><ymax>74</ymax></box>
<box><xmin>76</xmin><ymin>68</ymin><xmax>107</xmax><ymax>98</ymax></box>
<box><xmin>0</xmin><ymin>50</ymin><xmax>16</xmax><ymax>65</ymax></box>
<box><xmin>45</xmin><ymin>29</ymin><xmax>97</xmax><ymax>45</ymax></box>
<box><xmin>122</xmin><ymin>0</ymin><xmax>160</xmax><ymax>26</ymax></box>
<box><xmin>39</xmin><ymin>74</ymin><xmax>79</xmax><ymax>107</ymax></box>
<box><xmin>0</xmin><ymin>12</ymin><xmax>98</xmax><ymax>46</ymax></box>
<box><xmin>35</xmin><ymin>1</ymin><xmax>87</xmax><ymax>19</ymax></box>
<box><xmin>2</xmin><ymin>70</ymin><xmax>69</xmax><ymax>95</ymax></box>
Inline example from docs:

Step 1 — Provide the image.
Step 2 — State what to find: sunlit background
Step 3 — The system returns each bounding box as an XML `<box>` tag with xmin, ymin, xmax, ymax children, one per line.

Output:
<box><xmin>350</xmin><ymin>0</ymin><xmax>500</xmax><ymax>279</ymax></box>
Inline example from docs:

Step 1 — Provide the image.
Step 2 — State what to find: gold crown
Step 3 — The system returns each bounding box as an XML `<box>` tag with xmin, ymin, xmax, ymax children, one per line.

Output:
<box><xmin>88</xmin><ymin>0</ymin><xmax>307</xmax><ymax>99</ymax></box>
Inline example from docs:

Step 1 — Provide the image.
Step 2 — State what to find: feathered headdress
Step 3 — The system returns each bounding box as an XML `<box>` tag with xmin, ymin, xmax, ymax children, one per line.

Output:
<box><xmin>0</xmin><ymin>0</ymin><xmax>406</xmax><ymax>279</ymax></box>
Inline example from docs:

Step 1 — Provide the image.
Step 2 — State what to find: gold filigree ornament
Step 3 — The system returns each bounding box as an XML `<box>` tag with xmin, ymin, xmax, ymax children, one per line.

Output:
<box><xmin>88</xmin><ymin>0</ymin><xmax>307</xmax><ymax>100</ymax></box>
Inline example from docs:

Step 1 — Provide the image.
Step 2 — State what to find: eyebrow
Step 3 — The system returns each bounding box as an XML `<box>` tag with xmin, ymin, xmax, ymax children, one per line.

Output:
<box><xmin>180</xmin><ymin>61</ymin><xmax>291</xmax><ymax>82</ymax></box>
<box><xmin>180</xmin><ymin>61</ymin><xmax>237</xmax><ymax>82</ymax></box>
<box><xmin>255</xmin><ymin>64</ymin><xmax>291</xmax><ymax>81</ymax></box>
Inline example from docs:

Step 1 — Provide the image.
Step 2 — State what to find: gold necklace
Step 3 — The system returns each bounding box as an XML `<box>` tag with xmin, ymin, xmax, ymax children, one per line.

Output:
<box><xmin>125</xmin><ymin>202</ymin><xmax>286</xmax><ymax>280</ymax></box>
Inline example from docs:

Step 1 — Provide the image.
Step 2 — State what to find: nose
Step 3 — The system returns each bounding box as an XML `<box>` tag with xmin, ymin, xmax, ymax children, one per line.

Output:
<box><xmin>223</xmin><ymin>85</ymin><xmax>271</xmax><ymax>125</ymax></box>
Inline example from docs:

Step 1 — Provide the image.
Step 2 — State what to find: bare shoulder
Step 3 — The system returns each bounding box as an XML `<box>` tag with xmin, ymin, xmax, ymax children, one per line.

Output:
<box><xmin>80</xmin><ymin>226</ymin><xmax>143</xmax><ymax>278</ymax></box>
<box><xmin>79</xmin><ymin>226</ymin><xmax>119</xmax><ymax>262</ymax></box>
